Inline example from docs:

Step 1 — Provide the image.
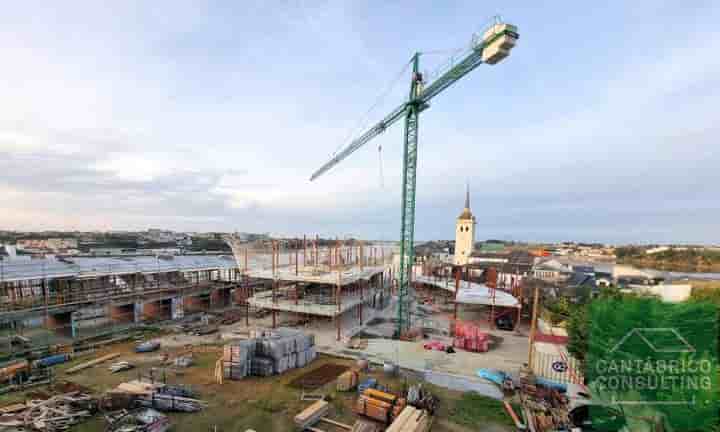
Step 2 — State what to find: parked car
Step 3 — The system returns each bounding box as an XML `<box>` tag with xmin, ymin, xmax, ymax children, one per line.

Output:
<box><xmin>495</xmin><ymin>314</ymin><xmax>515</xmax><ymax>331</ymax></box>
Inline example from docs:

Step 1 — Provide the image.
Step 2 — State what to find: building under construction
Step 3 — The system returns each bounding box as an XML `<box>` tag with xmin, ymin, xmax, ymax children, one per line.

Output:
<box><xmin>226</xmin><ymin>236</ymin><xmax>395</xmax><ymax>341</ymax></box>
<box><xmin>0</xmin><ymin>237</ymin><xmax>395</xmax><ymax>358</ymax></box>
<box><xmin>0</xmin><ymin>255</ymin><xmax>253</xmax><ymax>354</ymax></box>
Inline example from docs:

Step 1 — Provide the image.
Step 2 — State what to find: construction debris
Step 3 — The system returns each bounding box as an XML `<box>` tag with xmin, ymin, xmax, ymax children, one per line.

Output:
<box><xmin>406</xmin><ymin>384</ymin><xmax>438</xmax><ymax>415</ymax></box>
<box><xmin>173</xmin><ymin>355</ymin><xmax>193</xmax><ymax>368</ymax></box>
<box><xmin>518</xmin><ymin>371</ymin><xmax>573</xmax><ymax>431</ymax></box>
<box><xmin>109</xmin><ymin>361</ymin><xmax>135</xmax><ymax>373</ymax></box>
<box><xmin>21</xmin><ymin>392</ymin><xmax>95</xmax><ymax>431</ymax></box>
<box><xmin>66</xmin><ymin>353</ymin><xmax>121</xmax><ymax>374</ymax></box>
<box><xmin>105</xmin><ymin>408</ymin><xmax>170</xmax><ymax>432</ymax></box>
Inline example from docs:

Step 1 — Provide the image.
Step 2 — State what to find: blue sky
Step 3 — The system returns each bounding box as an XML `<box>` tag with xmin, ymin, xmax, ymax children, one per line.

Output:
<box><xmin>0</xmin><ymin>1</ymin><xmax>718</xmax><ymax>244</ymax></box>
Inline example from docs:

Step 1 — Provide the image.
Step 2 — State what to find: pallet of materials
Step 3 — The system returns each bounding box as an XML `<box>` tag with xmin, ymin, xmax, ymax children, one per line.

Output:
<box><xmin>136</xmin><ymin>393</ymin><xmax>207</xmax><ymax>413</ymax></box>
<box><xmin>221</xmin><ymin>328</ymin><xmax>316</xmax><ymax>380</ymax></box>
<box><xmin>353</xmin><ymin>395</ymin><xmax>392</xmax><ymax>424</ymax></box>
<box><xmin>294</xmin><ymin>400</ymin><xmax>329</xmax><ymax>429</ymax></box>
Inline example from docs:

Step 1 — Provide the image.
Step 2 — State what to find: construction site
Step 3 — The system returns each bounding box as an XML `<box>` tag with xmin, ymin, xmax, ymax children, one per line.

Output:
<box><xmin>0</xmin><ymin>16</ymin><xmax>615</xmax><ymax>432</ymax></box>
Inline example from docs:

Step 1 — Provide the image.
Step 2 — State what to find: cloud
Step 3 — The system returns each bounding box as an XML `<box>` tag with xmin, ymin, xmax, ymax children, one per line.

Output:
<box><xmin>0</xmin><ymin>2</ymin><xmax>718</xmax><ymax>243</ymax></box>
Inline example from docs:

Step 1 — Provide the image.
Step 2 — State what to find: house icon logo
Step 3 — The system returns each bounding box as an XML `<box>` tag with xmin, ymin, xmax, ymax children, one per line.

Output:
<box><xmin>609</xmin><ymin>328</ymin><xmax>695</xmax><ymax>353</ymax></box>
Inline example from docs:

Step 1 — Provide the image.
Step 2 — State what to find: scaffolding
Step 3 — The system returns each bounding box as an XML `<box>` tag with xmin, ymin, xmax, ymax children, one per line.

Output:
<box><xmin>224</xmin><ymin>235</ymin><xmax>396</xmax><ymax>341</ymax></box>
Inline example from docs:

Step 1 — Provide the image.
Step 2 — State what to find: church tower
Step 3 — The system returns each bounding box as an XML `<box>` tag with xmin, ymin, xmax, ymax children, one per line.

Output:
<box><xmin>454</xmin><ymin>184</ymin><xmax>476</xmax><ymax>265</ymax></box>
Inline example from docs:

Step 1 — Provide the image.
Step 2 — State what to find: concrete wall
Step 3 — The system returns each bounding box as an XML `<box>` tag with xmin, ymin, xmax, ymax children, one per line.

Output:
<box><xmin>625</xmin><ymin>284</ymin><xmax>692</xmax><ymax>303</ymax></box>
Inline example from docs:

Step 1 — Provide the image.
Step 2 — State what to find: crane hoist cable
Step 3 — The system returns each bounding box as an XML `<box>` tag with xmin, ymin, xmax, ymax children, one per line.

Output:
<box><xmin>332</xmin><ymin>59</ymin><xmax>413</xmax><ymax>158</ymax></box>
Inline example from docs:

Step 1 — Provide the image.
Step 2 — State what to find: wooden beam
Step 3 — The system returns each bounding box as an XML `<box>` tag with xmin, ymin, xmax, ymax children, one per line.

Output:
<box><xmin>319</xmin><ymin>417</ymin><xmax>352</xmax><ymax>430</ymax></box>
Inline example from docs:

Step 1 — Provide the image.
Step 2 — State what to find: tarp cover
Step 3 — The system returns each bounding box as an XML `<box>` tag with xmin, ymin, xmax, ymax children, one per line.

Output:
<box><xmin>414</xmin><ymin>275</ymin><xmax>519</xmax><ymax>307</ymax></box>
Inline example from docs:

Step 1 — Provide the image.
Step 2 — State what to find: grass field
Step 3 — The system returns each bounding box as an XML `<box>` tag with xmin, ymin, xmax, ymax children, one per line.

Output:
<box><xmin>0</xmin><ymin>340</ymin><xmax>513</xmax><ymax>432</ymax></box>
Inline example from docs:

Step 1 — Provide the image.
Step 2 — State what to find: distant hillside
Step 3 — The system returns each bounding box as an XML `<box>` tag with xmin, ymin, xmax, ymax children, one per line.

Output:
<box><xmin>616</xmin><ymin>247</ymin><xmax>720</xmax><ymax>272</ymax></box>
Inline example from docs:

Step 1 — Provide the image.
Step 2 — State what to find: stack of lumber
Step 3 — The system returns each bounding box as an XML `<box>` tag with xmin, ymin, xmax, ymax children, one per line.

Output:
<box><xmin>0</xmin><ymin>403</ymin><xmax>26</xmax><ymax>415</ymax></box>
<box><xmin>294</xmin><ymin>400</ymin><xmax>329</xmax><ymax>429</ymax></box>
<box><xmin>385</xmin><ymin>406</ymin><xmax>430</xmax><ymax>432</ymax></box>
<box><xmin>22</xmin><ymin>393</ymin><xmax>94</xmax><ymax>431</ymax></box>
<box><xmin>353</xmin><ymin>395</ymin><xmax>391</xmax><ymax>424</ymax></box>
<box><xmin>113</xmin><ymin>380</ymin><xmax>160</xmax><ymax>395</ymax></box>
<box><xmin>66</xmin><ymin>353</ymin><xmax>121</xmax><ymax>374</ymax></box>
<box><xmin>353</xmin><ymin>388</ymin><xmax>406</xmax><ymax>424</ymax></box>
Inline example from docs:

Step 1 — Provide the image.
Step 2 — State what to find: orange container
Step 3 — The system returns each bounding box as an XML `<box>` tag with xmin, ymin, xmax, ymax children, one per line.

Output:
<box><xmin>363</xmin><ymin>388</ymin><xmax>396</xmax><ymax>404</ymax></box>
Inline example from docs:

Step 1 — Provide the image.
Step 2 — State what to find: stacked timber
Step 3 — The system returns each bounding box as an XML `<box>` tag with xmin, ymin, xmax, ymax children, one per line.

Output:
<box><xmin>353</xmin><ymin>388</ymin><xmax>405</xmax><ymax>424</ymax></box>
<box><xmin>113</xmin><ymin>380</ymin><xmax>159</xmax><ymax>395</ymax></box>
<box><xmin>294</xmin><ymin>400</ymin><xmax>329</xmax><ymax>429</ymax></box>
<box><xmin>386</xmin><ymin>406</ymin><xmax>431</xmax><ymax>432</ymax></box>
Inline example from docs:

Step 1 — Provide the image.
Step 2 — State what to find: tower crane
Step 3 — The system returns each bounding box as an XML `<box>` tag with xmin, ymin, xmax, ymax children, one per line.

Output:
<box><xmin>310</xmin><ymin>19</ymin><xmax>519</xmax><ymax>336</ymax></box>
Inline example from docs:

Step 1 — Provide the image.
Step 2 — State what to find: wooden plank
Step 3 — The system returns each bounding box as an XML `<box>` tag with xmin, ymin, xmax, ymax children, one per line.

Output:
<box><xmin>319</xmin><ymin>417</ymin><xmax>352</xmax><ymax>430</ymax></box>
<box><xmin>503</xmin><ymin>401</ymin><xmax>524</xmax><ymax>429</ymax></box>
<box><xmin>66</xmin><ymin>353</ymin><xmax>121</xmax><ymax>374</ymax></box>
<box><xmin>294</xmin><ymin>400</ymin><xmax>329</xmax><ymax>428</ymax></box>
<box><xmin>0</xmin><ymin>403</ymin><xmax>27</xmax><ymax>414</ymax></box>
<box><xmin>386</xmin><ymin>406</ymin><xmax>416</xmax><ymax>432</ymax></box>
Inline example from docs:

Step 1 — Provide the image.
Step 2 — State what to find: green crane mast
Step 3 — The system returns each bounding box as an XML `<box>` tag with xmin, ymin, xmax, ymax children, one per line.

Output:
<box><xmin>310</xmin><ymin>20</ymin><xmax>519</xmax><ymax>336</ymax></box>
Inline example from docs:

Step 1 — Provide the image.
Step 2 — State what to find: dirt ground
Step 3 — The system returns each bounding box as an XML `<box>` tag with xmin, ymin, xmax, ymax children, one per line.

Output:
<box><xmin>1</xmin><ymin>338</ymin><xmax>514</xmax><ymax>432</ymax></box>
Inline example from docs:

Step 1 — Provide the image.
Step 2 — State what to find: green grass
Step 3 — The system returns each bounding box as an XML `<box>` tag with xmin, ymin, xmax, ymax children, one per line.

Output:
<box><xmin>449</xmin><ymin>392</ymin><xmax>515</xmax><ymax>428</ymax></box>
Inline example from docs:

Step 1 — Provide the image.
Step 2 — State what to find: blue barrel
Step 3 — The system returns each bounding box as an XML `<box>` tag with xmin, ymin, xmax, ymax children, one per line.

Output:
<box><xmin>35</xmin><ymin>354</ymin><xmax>69</xmax><ymax>367</ymax></box>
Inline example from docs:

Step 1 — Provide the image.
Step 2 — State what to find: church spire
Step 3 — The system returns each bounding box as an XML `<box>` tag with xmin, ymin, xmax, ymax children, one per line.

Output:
<box><xmin>457</xmin><ymin>182</ymin><xmax>474</xmax><ymax>221</ymax></box>
<box><xmin>465</xmin><ymin>182</ymin><xmax>470</xmax><ymax>209</ymax></box>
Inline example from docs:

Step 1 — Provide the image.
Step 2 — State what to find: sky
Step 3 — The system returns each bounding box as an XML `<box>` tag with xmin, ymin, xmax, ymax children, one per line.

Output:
<box><xmin>0</xmin><ymin>1</ymin><xmax>718</xmax><ymax>244</ymax></box>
